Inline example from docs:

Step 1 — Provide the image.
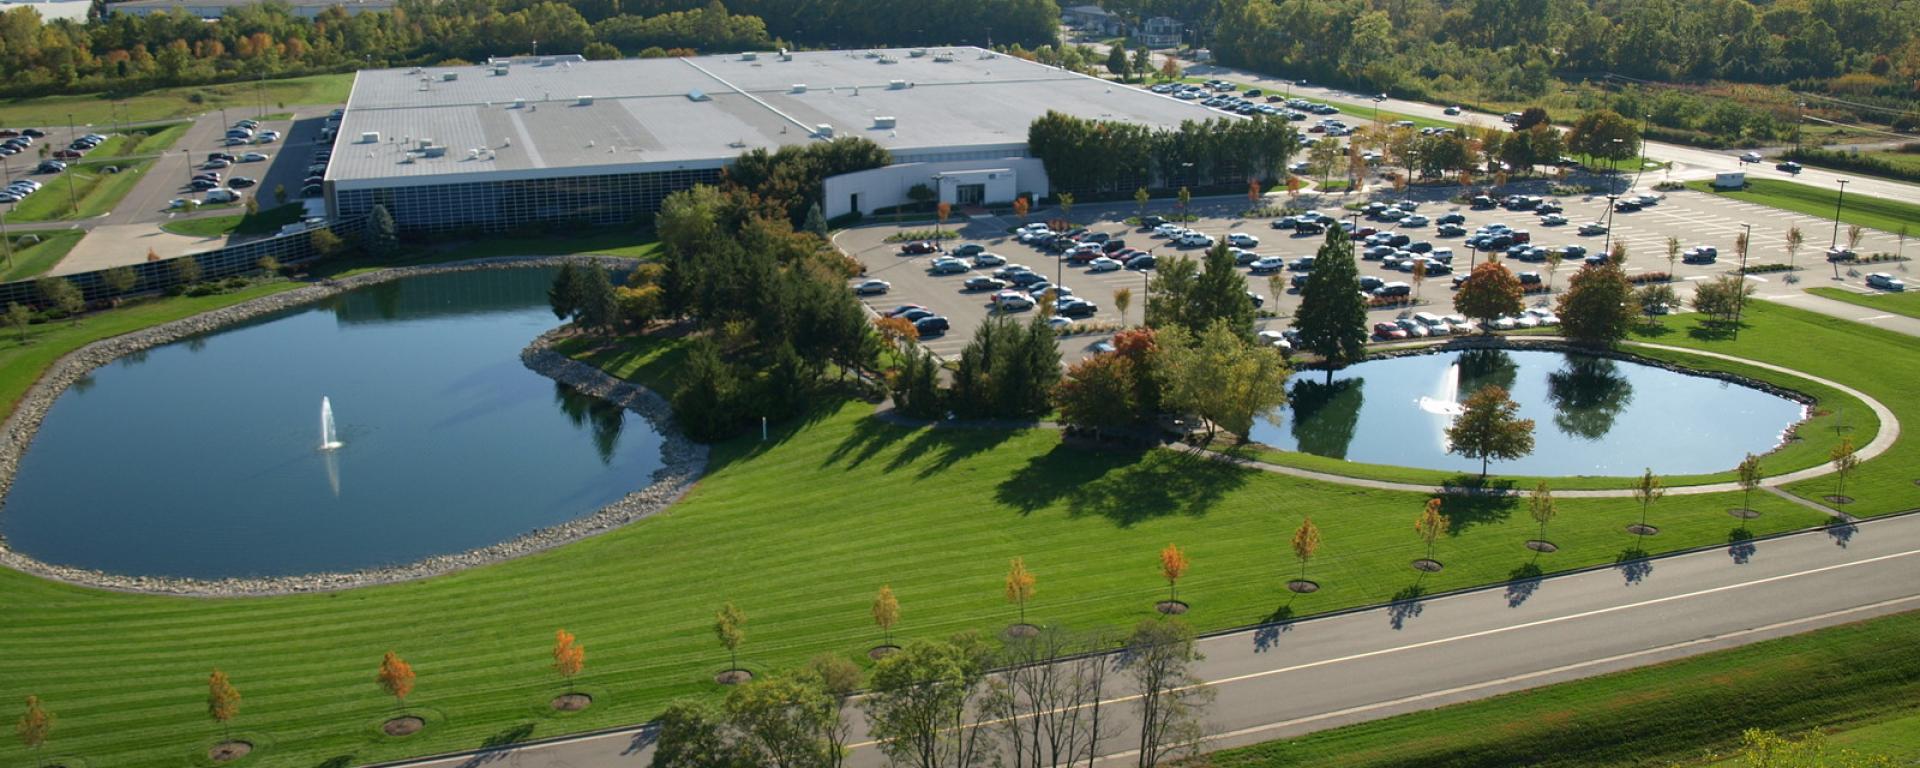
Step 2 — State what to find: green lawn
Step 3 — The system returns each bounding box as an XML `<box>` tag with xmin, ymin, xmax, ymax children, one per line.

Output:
<box><xmin>0</xmin><ymin>230</ymin><xmax>84</xmax><ymax>282</ymax></box>
<box><xmin>1685</xmin><ymin>178</ymin><xmax>1920</xmax><ymax>237</ymax></box>
<box><xmin>0</xmin><ymin>73</ymin><xmax>353</xmax><ymax>127</ymax></box>
<box><xmin>161</xmin><ymin>203</ymin><xmax>306</xmax><ymax>238</ymax></box>
<box><xmin>1806</xmin><ymin>286</ymin><xmax>1920</xmax><ymax>319</ymax></box>
<box><xmin>1201</xmin><ymin>608</ymin><xmax>1920</xmax><ymax>767</ymax></box>
<box><xmin>6</xmin><ymin>159</ymin><xmax>152</xmax><ymax>222</ymax></box>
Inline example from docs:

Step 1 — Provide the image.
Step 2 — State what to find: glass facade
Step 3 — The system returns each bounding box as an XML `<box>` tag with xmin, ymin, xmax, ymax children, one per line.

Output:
<box><xmin>334</xmin><ymin>167</ymin><xmax>724</xmax><ymax>234</ymax></box>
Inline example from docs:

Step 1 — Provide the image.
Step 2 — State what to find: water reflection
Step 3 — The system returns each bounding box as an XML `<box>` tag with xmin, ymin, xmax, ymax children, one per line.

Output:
<box><xmin>1288</xmin><ymin>378</ymin><xmax>1364</xmax><ymax>460</ymax></box>
<box><xmin>1456</xmin><ymin>348</ymin><xmax>1517</xmax><ymax>396</ymax></box>
<box><xmin>555</xmin><ymin>381</ymin><xmax>625</xmax><ymax>465</ymax></box>
<box><xmin>1546</xmin><ymin>355</ymin><xmax>1635</xmax><ymax>441</ymax></box>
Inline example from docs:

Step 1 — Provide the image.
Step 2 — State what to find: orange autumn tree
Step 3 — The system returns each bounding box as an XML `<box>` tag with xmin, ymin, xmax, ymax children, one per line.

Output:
<box><xmin>17</xmin><ymin>695</ymin><xmax>53</xmax><ymax>764</ymax></box>
<box><xmin>1291</xmin><ymin>517</ymin><xmax>1322</xmax><ymax>582</ymax></box>
<box><xmin>376</xmin><ymin>651</ymin><xmax>416</xmax><ymax>709</ymax></box>
<box><xmin>1004</xmin><ymin>557</ymin><xmax>1037</xmax><ymax>625</ymax></box>
<box><xmin>1160</xmin><ymin>543</ymin><xmax>1190</xmax><ymax>603</ymax></box>
<box><xmin>207</xmin><ymin>669</ymin><xmax>240</xmax><ymax>741</ymax></box>
<box><xmin>552</xmin><ymin>630</ymin><xmax>585</xmax><ymax>691</ymax></box>
<box><xmin>872</xmin><ymin>585</ymin><xmax>901</xmax><ymax>646</ymax></box>
<box><xmin>1012</xmin><ymin>195</ymin><xmax>1030</xmax><ymax>223</ymax></box>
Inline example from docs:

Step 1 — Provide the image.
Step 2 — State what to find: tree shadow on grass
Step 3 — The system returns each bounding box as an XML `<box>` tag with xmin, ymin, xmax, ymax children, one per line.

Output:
<box><xmin>994</xmin><ymin>445</ymin><xmax>1247</xmax><ymax>526</ymax></box>
<box><xmin>1686</xmin><ymin>319</ymin><xmax>1742</xmax><ymax>343</ymax></box>
<box><xmin>312</xmin><ymin>756</ymin><xmax>354</xmax><ymax>768</ymax></box>
<box><xmin>1728</xmin><ymin>526</ymin><xmax>1756</xmax><ymax>565</ymax></box>
<box><xmin>1388</xmin><ymin>584</ymin><xmax>1427</xmax><ymax>630</ymax></box>
<box><xmin>1630</xmin><ymin>321</ymin><xmax>1677</xmax><ymax>339</ymax></box>
<box><xmin>1615</xmin><ymin>546</ymin><xmax>1653</xmax><ymax>585</ymax></box>
<box><xmin>887</xmin><ymin>424</ymin><xmax>1020</xmax><ymax>480</ymax></box>
<box><xmin>821</xmin><ymin>410</ymin><xmax>915</xmax><ymax>471</ymax></box>
<box><xmin>1253</xmin><ymin>603</ymin><xmax>1296</xmax><ymax>653</ymax></box>
<box><xmin>1505</xmin><ymin>562</ymin><xmax>1544</xmax><ymax>608</ymax></box>
<box><xmin>1433</xmin><ymin>489</ymin><xmax>1520</xmax><ymax>534</ymax></box>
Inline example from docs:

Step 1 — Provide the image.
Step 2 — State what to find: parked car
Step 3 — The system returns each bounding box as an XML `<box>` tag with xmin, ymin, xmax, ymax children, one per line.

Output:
<box><xmin>1826</xmin><ymin>247</ymin><xmax>1857</xmax><ymax>262</ymax></box>
<box><xmin>1125</xmin><ymin>253</ymin><xmax>1157</xmax><ymax>270</ymax></box>
<box><xmin>854</xmin><ymin>279</ymin><xmax>891</xmax><ymax>295</ymax></box>
<box><xmin>240</xmin><ymin>152</ymin><xmax>270</xmax><ymax>162</ymax></box>
<box><xmin>1087</xmin><ymin>256</ymin><xmax>1123</xmax><ymax>272</ymax></box>
<box><xmin>204</xmin><ymin>187</ymin><xmax>242</xmax><ymax>203</ymax></box>
<box><xmin>255</xmin><ymin>131</ymin><xmax>281</xmax><ymax>143</ymax></box>
<box><xmin>913</xmin><ymin>316</ymin><xmax>950</xmax><ymax>336</ymax></box>
<box><xmin>1681</xmin><ymin>246</ymin><xmax>1718</xmax><ymax>264</ymax></box>
<box><xmin>228</xmin><ymin>176</ymin><xmax>257</xmax><ymax>189</ymax></box>
<box><xmin>951</xmin><ymin>243</ymin><xmax>986</xmax><ymax>257</ymax></box>
<box><xmin>971</xmin><ymin>252</ymin><xmax>1006</xmax><ymax>267</ymax></box>
<box><xmin>963</xmin><ymin>276</ymin><xmax>1008</xmax><ymax>292</ymax></box>
<box><xmin>35</xmin><ymin>160</ymin><xmax>66</xmax><ymax>174</ymax></box>
<box><xmin>993</xmin><ymin>291</ymin><xmax>1035</xmax><ymax>311</ymax></box>
<box><xmin>301</xmin><ymin>183</ymin><xmax>324</xmax><ymax>197</ymax></box>
<box><xmin>1865</xmin><ymin>272</ymin><xmax>1905</xmax><ymax>291</ymax></box>
<box><xmin>204</xmin><ymin>158</ymin><xmax>232</xmax><ymax>169</ymax></box>
<box><xmin>189</xmin><ymin>178</ymin><xmax>221</xmax><ymax>191</ymax></box>
<box><xmin>1179</xmin><ymin>232</ymin><xmax>1215</xmax><ymax>248</ymax></box>
<box><xmin>1058</xmin><ymin>299</ymin><xmax>1099</xmax><ymax>318</ymax></box>
<box><xmin>900</xmin><ymin>240</ymin><xmax>941</xmax><ymax>255</ymax></box>
<box><xmin>929</xmin><ymin>257</ymin><xmax>971</xmax><ymax>274</ymax></box>
<box><xmin>886</xmin><ymin>304</ymin><xmax>926</xmax><ymax>318</ymax></box>
<box><xmin>1373</xmin><ymin>281</ymin><xmax>1412</xmax><ymax>297</ymax></box>
<box><xmin>1539</xmin><ymin>213</ymin><xmax>1568</xmax><ymax>226</ymax></box>
<box><xmin>1226</xmin><ymin>232</ymin><xmax>1259</xmax><ymax>248</ymax></box>
<box><xmin>1578</xmin><ymin>222</ymin><xmax>1608</xmax><ymax>235</ymax></box>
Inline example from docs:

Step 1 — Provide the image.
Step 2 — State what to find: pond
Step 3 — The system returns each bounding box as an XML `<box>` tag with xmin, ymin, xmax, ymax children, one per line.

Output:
<box><xmin>1249</xmin><ymin>349</ymin><xmax>1807</xmax><ymax>477</ymax></box>
<box><xmin>1</xmin><ymin>268</ymin><xmax>666</xmax><ymax>580</ymax></box>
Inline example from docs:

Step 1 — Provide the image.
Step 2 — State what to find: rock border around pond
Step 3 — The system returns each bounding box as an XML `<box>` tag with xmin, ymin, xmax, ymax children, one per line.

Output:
<box><xmin>0</xmin><ymin>256</ymin><xmax>708</xmax><ymax>597</ymax></box>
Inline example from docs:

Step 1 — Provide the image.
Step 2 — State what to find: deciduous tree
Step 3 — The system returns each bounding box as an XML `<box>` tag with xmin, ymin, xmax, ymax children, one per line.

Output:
<box><xmin>1125</xmin><ymin>619</ymin><xmax>1211</xmax><ymax>767</ymax></box>
<box><xmin>376</xmin><ymin>651</ymin><xmax>415</xmax><ymax>709</ymax></box>
<box><xmin>1528</xmin><ymin>481</ymin><xmax>1556</xmax><ymax>543</ymax></box>
<box><xmin>1113</xmin><ymin>287</ymin><xmax>1133</xmax><ymax>326</ymax></box>
<box><xmin>1446</xmin><ymin>385</ymin><xmax>1536</xmax><ymax>477</ymax></box>
<box><xmin>872</xmin><ymin>585</ymin><xmax>900</xmax><ymax>647</ymax></box>
<box><xmin>17</xmin><ymin>695</ymin><xmax>52</xmax><ymax>766</ymax></box>
<box><xmin>552</xmin><ymin>629</ymin><xmax>586</xmax><ymax>690</ymax></box>
<box><xmin>1831</xmin><ymin>438</ymin><xmax>1860</xmax><ymax>503</ymax></box>
<box><xmin>1134</xmin><ymin>187</ymin><xmax>1149</xmax><ymax>219</ymax></box>
<box><xmin>1150</xmin><ymin>320</ymin><xmax>1289</xmax><ymax>440</ymax></box>
<box><xmin>1737</xmin><ymin>454</ymin><xmax>1763</xmax><ymax>513</ymax></box>
<box><xmin>1159</xmin><ymin>543</ymin><xmax>1189</xmax><ymax>604</ymax></box>
<box><xmin>1453</xmin><ymin>261</ymin><xmax>1524</xmax><ymax>331</ymax></box>
<box><xmin>1290</xmin><ymin>517</ymin><xmax>1321</xmax><ymax>582</ymax></box>
<box><xmin>1785</xmin><ymin>226</ymin><xmax>1804</xmax><ymax>269</ymax></box>
<box><xmin>5</xmin><ymin>303</ymin><xmax>30</xmax><ymax>342</ymax></box>
<box><xmin>1633</xmin><ymin>468</ymin><xmax>1665</xmax><ymax>530</ymax></box>
<box><xmin>1555</xmin><ymin>260</ymin><xmax>1638</xmax><ymax>346</ymax></box>
<box><xmin>1691</xmin><ymin>275</ymin><xmax>1755</xmax><ymax>324</ymax></box>
<box><xmin>103</xmin><ymin>266</ymin><xmax>138</xmax><ymax>302</ymax></box>
<box><xmin>1005</xmin><ymin>558</ymin><xmax>1037</xmax><ymax>625</ymax></box>
<box><xmin>1056</xmin><ymin>352</ymin><xmax>1142</xmax><ymax>436</ymax></box>
<box><xmin>715</xmin><ymin>603</ymin><xmax>746</xmax><ymax>678</ymax></box>
<box><xmin>1415</xmin><ymin>498</ymin><xmax>1448</xmax><ymax>564</ymax></box>
<box><xmin>207</xmin><ymin>669</ymin><xmax>240</xmax><ymax>741</ymax></box>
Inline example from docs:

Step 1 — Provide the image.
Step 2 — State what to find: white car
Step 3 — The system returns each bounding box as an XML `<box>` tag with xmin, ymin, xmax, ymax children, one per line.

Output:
<box><xmin>1256</xmin><ymin>329</ymin><xmax>1290</xmax><ymax>349</ymax></box>
<box><xmin>1866</xmin><ymin>272</ymin><xmax>1905</xmax><ymax>291</ymax></box>
<box><xmin>1046</xmin><ymin>315</ymin><xmax>1074</xmax><ymax>331</ymax></box>
<box><xmin>1512</xmin><ymin>313</ymin><xmax>1541</xmax><ymax>329</ymax></box>
<box><xmin>1524</xmin><ymin>308</ymin><xmax>1560</xmax><ymax>326</ymax></box>
<box><xmin>255</xmin><ymin>131</ymin><xmax>281</xmax><ymax>143</ymax></box>
<box><xmin>1740</xmin><ymin>151</ymin><xmax>1764</xmax><ymax>163</ymax></box>
<box><xmin>1539</xmin><ymin>213</ymin><xmax>1568</xmax><ymax>226</ymax></box>
<box><xmin>240</xmin><ymin>152</ymin><xmax>270</xmax><ymax>162</ymax></box>
<box><xmin>854</xmin><ymin>279</ymin><xmax>891</xmax><ymax>295</ymax></box>
<box><xmin>1179</xmin><ymin>232</ymin><xmax>1215</xmax><ymax>248</ymax></box>
<box><xmin>1154</xmin><ymin>223</ymin><xmax>1186</xmax><ymax>238</ymax></box>
<box><xmin>1227</xmin><ymin>232</ymin><xmax>1259</xmax><ymax>248</ymax></box>
<box><xmin>1087</xmin><ymin>256</ymin><xmax>1123</xmax><ymax>272</ymax></box>
<box><xmin>1402</xmin><ymin>214</ymin><xmax>1429</xmax><ymax>227</ymax></box>
<box><xmin>1489</xmin><ymin>315</ymin><xmax>1518</xmax><ymax>331</ymax></box>
<box><xmin>993</xmin><ymin>291</ymin><xmax>1034</xmax><ymax>311</ymax></box>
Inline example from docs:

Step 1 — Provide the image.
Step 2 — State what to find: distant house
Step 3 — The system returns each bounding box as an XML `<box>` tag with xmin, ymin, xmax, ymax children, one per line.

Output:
<box><xmin>1061</xmin><ymin>4</ymin><xmax>1125</xmax><ymax>37</ymax></box>
<box><xmin>108</xmin><ymin>0</ymin><xmax>392</xmax><ymax>19</ymax></box>
<box><xmin>1134</xmin><ymin>16</ymin><xmax>1184</xmax><ymax>48</ymax></box>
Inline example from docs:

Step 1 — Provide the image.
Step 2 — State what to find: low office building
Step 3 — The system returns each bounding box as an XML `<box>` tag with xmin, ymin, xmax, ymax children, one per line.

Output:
<box><xmin>324</xmin><ymin>47</ymin><xmax>1225</xmax><ymax>234</ymax></box>
<box><xmin>108</xmin><ymin>0</ymin><xmax>391</xmax><ymax>17</ymax></box>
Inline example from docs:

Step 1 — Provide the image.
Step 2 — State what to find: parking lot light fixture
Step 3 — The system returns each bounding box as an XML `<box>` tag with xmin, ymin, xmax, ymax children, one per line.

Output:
<box><xmin>1830</xmin><ymin>179</ymin><xmax>1848</xmax><ymax>249</ymax></box>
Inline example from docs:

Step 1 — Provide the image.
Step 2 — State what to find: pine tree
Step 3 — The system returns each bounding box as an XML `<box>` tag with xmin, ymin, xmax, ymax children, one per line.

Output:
<box><xmin>1294</xmin><ymin>227</ymin><xmax>1369</xmax><ymax>382</ymax></box>
<box><xmin>802</xmin><ymin>202</ymin><xmax>829</xmax><ymax>238</ymax></box>
<box><xmin>548</xmin><ymin>262</ymin><xmax>581</xmax><ymax>321</ymax></box>
<box><xmin>368</xmin><ymin>203</ymin><xmax>399</xmax><ymax>257</ymax></box>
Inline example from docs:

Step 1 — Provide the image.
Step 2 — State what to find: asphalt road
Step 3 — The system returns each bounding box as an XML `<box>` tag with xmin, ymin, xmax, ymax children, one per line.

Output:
<box><xmin>382</xmin><ymin>512</ymin><xmax>1920</xmax><ymax>768</ymax></box>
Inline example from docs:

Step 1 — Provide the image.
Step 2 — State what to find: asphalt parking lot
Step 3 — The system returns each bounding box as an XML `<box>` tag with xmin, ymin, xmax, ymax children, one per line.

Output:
<box><xmin>838</xmin><ymin>181</ymin><xmax>1913</xmax><ymax>362</ymax></box>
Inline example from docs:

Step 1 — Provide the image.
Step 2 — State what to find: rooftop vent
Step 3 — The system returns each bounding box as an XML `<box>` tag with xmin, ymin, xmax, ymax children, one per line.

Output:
<box><xmin>889</xmin><ymin>79</ymin><xmax>907</xmax><ymax>90</ymax></box>
<box><xmin>873</xmin><ymin>116</ymin><xmax>896</xmax><ymax>129</ymax></box>
<box><xmin>421</xmin><ymin>146</ymin><xmax>447</xmax><ymax>158</ymax></box>
<box><xmin>688</xmin><ymin>89</ymin><xmax>711</xmax><ymax>102</ymax></box>
<box><xmin>416</xmin><ymin>138</ymin><xmax>435</xmax><ymax>149</ymax></box>
<box><xmin>909</xmin><ymin>49</ymin><xmax>927</xmax><ymax>57</ymax></box>
<box><xmin>512</xmin><ymin>98</ymin><xmax>525</xmax><ymax>109</ymax></box>
<box><xmin>779</xmin><ymin>49</ymin><xmax>792</xmax><ymax>61</ymax></box>
<box><xmin>494</xmin><ymin>66</ymin><xmax>509</xmax><ymax>76</ymax></box>
<box><xmin>741</xmin><ymin>52</ymin><xmax>758</xmax><ymax>61</ymax></box>
<box><xmin>441</xmin><ymin>72</ymin><xmax>458</xmax><ymax>81</ymax></box>
<box><xmin>358</xmin><ymin>131</ymin><xmax>380</xmax><ymax>144</ymax></box>
<box><xmin>577</xmin><ymin>95</ymin><xmax>594</xmax><ymax>105</ymax></box>
<box><xmin>791</xmin><ymin>84</ymin><xmax>807</xmax><ymax>93</ymax></box>
<box><xmin>815</xmin><ymin>123</ymin><xmax>835</xmax><ymax>138</ymax></box>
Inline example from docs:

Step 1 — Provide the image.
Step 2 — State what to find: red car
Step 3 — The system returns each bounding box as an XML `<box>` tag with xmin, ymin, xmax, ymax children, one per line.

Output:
<box><xmin>1373</xmin><ymin>322</ymin><xmax>1409</xmax><ymax>340</ymax></box>
<box><xmin>51</xmin><ymin>149</ymin><xmax>83</xmax><ymax>159</ymax></box>
<box><xmin>899</xmin><ymin>240</ymin><xmax>942</xmax><ymax>255</ymax></box>
<box><xmin>1356</xmin><ymin>226</ymin><xmax>1380</xmax><ymax>237</ymax></box>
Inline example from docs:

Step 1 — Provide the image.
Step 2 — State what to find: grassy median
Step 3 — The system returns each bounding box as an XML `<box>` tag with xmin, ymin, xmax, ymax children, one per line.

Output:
<box><xmin>1685</xmin><ymin>178</ymin><xmax>1920</xmax><ymax>236</ymax></box>
<box><xmin>6</xmin><ymin>158</ymin><xmax>152</xmax><ymax>222</ymax></box>
<box><xmin>1806</xmin><ymin>286</ymin><xmax>1920</xmax><ymax>319</ymax></box>
<box><xmin>1200</xmin><ymin>608</ymin><xmax>1920</xmax><ymax>767</ymax></box>
<box><xmin>0</xmin><ymin>230</ymin><xmax>83</xmax><ymax>282</ymax></box>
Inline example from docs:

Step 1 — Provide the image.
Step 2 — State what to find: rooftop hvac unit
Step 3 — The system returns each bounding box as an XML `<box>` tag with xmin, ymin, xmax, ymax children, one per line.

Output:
<box><xmin>577</xmin><ymin>95</ymin><xmax>594</xmax><ymax>105</ymax></box>
<box><xmin>493</xmin><ymin>66</ymin><xmax>509</xmax><ymax>76</ymax></box>
<box><xmin>741</xmin><ymin>52</ymin><xmax>757</xmax><ymax>61</ymax></box>
<box><xmin>791</xmin><ymin>84</ymin><xmax>807</xmax><ymax>93</ymax></box>
<box><xmin>688</xmin><ymin>89</ymin><xmax>711</xmax><ymax>102</ymax></box>
<box><xmin>417</xmin><ymin>138</ymin><xmax>435</xmax><ymax>149</ymax></box>
<box><xmin>779</xmin><ymin>49</ymin><xmax>791</xmax><ymax>61</ymax></box>
<box><xmin>909</xmin><ymin>49</ymin><xmax>927</xmax><ymax>57</ymax></box>
<box><xmin>512</xmin><ymin>98</ymin><xmax>525</xmax><ymax>109</ymax></box>
<box><xmin>441</xmin><ymin>72</ymin><xmax>458</xmax><ymax>81</ymax></box>
<box><xmin>889</xmin><ymin>79</ymin><xmax>907</xmax><ymax>90</ymax></box>
<box><xmin>873</xmin><ymin>116</ymin><xmax>896</xmax><ymax>129</ymax></box>
<box><xmin>359</xmin><ymin>131</ymin><xmax>380</xmax><ymax>144</ymax></box>
<box><xmin>815</xmin><ymin>123</ymin><xmax>834</xmax><ymax>138</ymax></box>
<box><xmin>421</xmin><ymin>146</ymin><xmax>447</xmax><ymax>158</ymax></box>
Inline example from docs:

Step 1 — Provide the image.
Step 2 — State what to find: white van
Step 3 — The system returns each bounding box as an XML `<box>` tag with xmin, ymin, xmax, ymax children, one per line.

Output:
<box><xmin>204</xmin><ymin>187</ymin><xmax>242</xmax><ymax>204</ymax></box>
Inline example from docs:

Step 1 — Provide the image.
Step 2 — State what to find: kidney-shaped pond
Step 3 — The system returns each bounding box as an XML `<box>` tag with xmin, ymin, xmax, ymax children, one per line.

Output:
<box><xmin>1249</xmin><ymin>348</ymin><xmax>1808</xmax><ymax>477</ymax></box>
<box><xmin>2</xmin><ymin>268</ymin><xmax>666</xmax><ymax>580</ymax></box>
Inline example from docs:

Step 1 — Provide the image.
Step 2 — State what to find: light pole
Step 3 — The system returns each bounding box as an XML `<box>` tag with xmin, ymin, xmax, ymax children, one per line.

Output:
<box><xmin>63</xmin><ymin>113</ymin><xmax>77</xmax><ymax>214</ymax></box>
<box><xmin>1734</xmin><ymin>222</ymin><xmax>1751</xmax><ymax>337</ymax></box>
<box><xmin>1602</xmin><ymin>194</ymin><xmax>1619</xmax><ymax>258</ymax></box>
<box><xmin>1140</xmin><ymin>248</ymin><xmax>1153</xmax><ymax>325</ymax></box>
<box><xmin>1</xmin><ymin>207</ymin><xmax>12</xmax><ymax>270</ymax></box>
<box><xmin>1829</xmin><ymin>179</ymin><xmax>1849</xmax><ymax>250</ymax></box>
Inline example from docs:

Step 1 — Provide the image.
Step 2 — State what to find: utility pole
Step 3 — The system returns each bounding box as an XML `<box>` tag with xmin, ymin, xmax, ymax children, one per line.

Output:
<box><xmin>1829</xmin><ymin>179</ymin><xmax>1848</xmax><ymax>250</ymax></box>
<box><xmin>1734</xmin><ymin>222</ymin><xmax>1751</xmax><ymax>338</ymax></box>
<box><xmin>64</xmin><ymin>113</ymin><xmax>78</xmax><ymax>214</ymax></box>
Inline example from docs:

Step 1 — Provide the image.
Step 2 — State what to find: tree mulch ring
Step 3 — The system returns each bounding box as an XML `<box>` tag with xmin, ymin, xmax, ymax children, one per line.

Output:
<box><xmin>1155</xmin><ymin>600</ymin><xmax>1190</xmax><ymax>615</ymax></box>
<box><xmin>1003</xmin><ymin>623</ymin><xmax>1041</xmax><ymax>639</ymax></box>
<box><xmin>868</xmin><ymin>644</ymin><xmax>901</xmax><ymax>660</ymax></box>
<box><xmin>714</xmin><ymin>669</ymin><xmax>754</xmax><ymax>686</ymax></box>
<box><xmin>1286</xmin><ymin>579</ymin><xmax>1320</xmax><ymax>594</ymax></box>
<box><xmin>1626</xmin><ymin>524</ymin><xmax>1661</xmax><ymax>536</ymax></box>
<box><xmin>1525</xmin><ymin>540</ymin><xmax>1559</xmax><ymax>553</ymax></box>
<box><xmin>550</xmin><ymin>693</ymin><xmax>593</xmax><ymax>711</ymax></box>
<box><xmin>1823</xmin><ymin>495</ymin><xmax>1855</xmax><ymax>506</ymax></box>
<box><xmin>1411</xmin><ymin>558</ymin><xmax>1444</xmax><ymax>573</ymax></box>
<box><xmin>1728</xmin><ymin>508</ymin><xmax>1762</xmax><ymax>519</ymax></box>
<box><xmin>208</xmin><ymin>741</ymin><xmax>253</xmax><ymax>762</ymax></box>
<box><xmin>382</xmin><ymin>716</ymin><xmax>426</xmax><ymax>737</ymax></box>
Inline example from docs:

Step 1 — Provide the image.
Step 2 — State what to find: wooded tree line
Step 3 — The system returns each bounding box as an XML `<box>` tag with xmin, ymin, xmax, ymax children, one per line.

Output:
<box><xmin>0</xmin><ymin>0</ymin><xmax>1056</xmax><ymax>99</ymax></box>
<box><xmin>1027</xmin><ymin>111</ymin><xmax>1302</xmax><ymax>196</ymax></box>
<box><xmin>1206</xmin><ymin>0</ymin><xmax>1920</xmax><ymax>102</ymax></box>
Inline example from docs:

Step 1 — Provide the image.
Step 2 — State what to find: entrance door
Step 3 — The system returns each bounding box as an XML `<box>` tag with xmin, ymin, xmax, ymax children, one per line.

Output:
<box><xmin>849</xmin><ymin>193</ymin><xmax>861</xmax><ymax>214</ymax></box>
<box><xmin>956</xmin><ymin>184</ymin><xmax>986</xmax><ymax>205</ymax></box>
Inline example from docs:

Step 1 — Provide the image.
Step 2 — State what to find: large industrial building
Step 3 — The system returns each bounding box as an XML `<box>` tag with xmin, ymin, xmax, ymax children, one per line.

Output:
<box><xmin>324</xmin><ymin>47</ymin><xmax>1224</xmax><ymax>234</ymax></box>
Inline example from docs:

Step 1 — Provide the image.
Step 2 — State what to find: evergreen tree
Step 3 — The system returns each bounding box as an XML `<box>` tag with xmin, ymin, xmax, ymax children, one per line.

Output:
<box><xmin>548</xmin><ymin>261</ymin><xmax>581</xmax><ymax>321</ymax></box>
<box><xmin>802</xmin><ymin>202</ymin><xmax>829</xmax><ymax>238</ymax></box>
<box><xmin>575</xmin><ymin>266</ymin><xmax>619</xmax><ymax>331</ymax></box>
<box><xmin>368</xmin><ymin>203</ymin><xmax>400</xmax><ymax>257</ymax></box>
<box><xmin>1294</xmin><ymin>227</ymin><xmax>1369</xmax><ymax>382</ymax></box>
<box><xmin>1192</xmin><ymin>242</ymin><xmax>1254</xmax><ymax>338</ymax></box>
<box><xmin>672</xmin><ymin>340</ymin><xmax>742</xmax><ymax>442</ymax></box>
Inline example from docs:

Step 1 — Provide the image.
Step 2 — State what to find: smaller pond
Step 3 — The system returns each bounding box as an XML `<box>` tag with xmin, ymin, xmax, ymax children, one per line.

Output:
<box><xmin>1249</xmin><ymin>349</ymin><xmax>1807</xmax><ymax>477</ymax></box>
